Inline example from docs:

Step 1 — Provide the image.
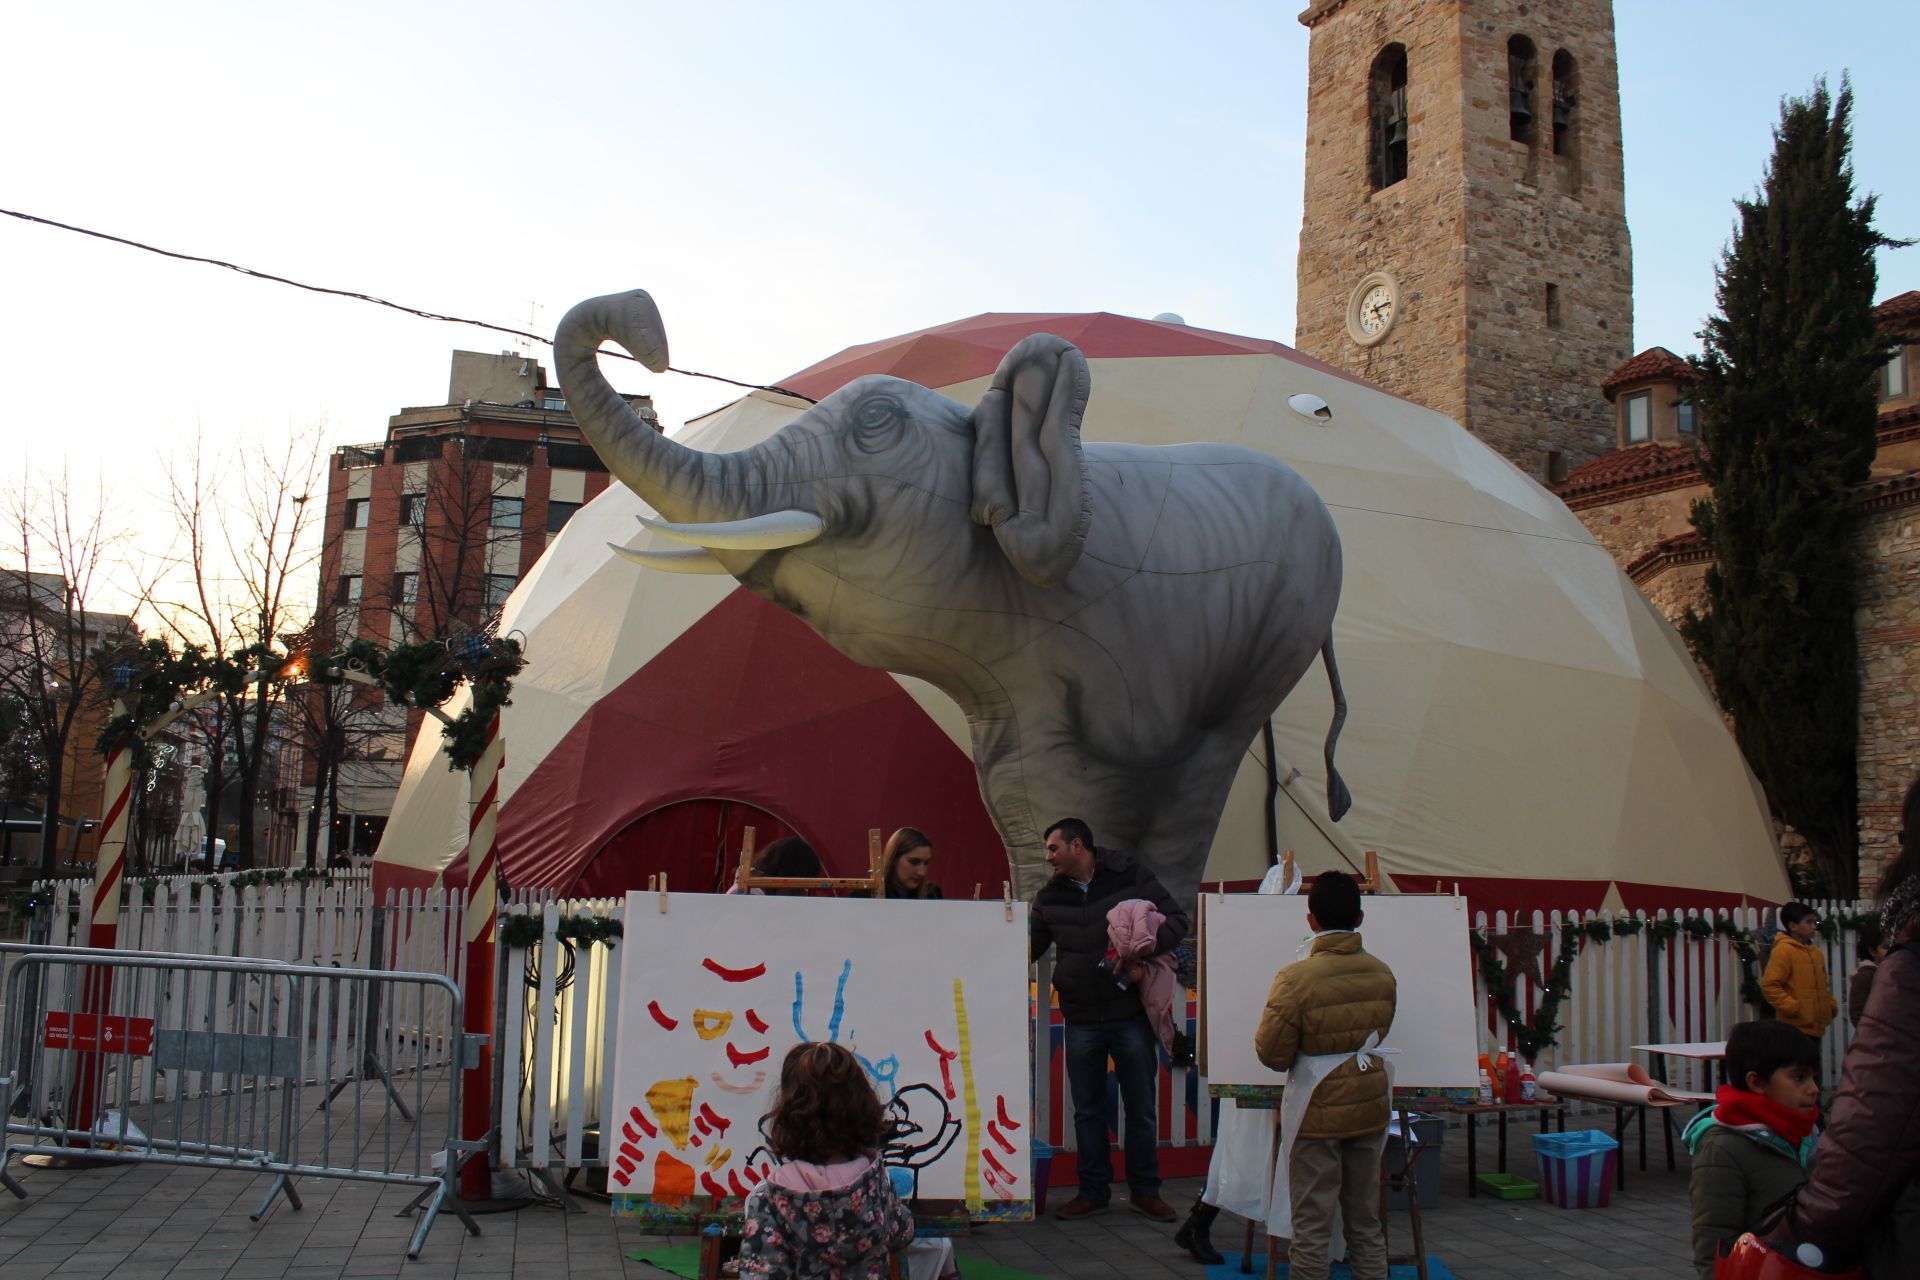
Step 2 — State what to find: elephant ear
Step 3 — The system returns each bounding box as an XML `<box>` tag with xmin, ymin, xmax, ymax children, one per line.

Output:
<box><xmin>969</xmin><ymin>334</ymin><xmax>1093</xmax><ymax>587</ymax></box>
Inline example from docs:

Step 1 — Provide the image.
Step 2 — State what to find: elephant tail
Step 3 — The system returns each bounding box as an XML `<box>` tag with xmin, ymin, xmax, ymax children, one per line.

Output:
<box><xmin>1321</xmin><ymin>637</ymin><xmax>1352</xmax><ymax>821</ymax></box>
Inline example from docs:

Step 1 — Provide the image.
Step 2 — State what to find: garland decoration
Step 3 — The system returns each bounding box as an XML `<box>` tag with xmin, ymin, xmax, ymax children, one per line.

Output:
<box><xmin>314</xmin><ymin>632</ymin><xmax>525</xmax><ymax>772</ymax></box>
<box><xmin>498</xmin><ymin>912</ymin><xmax>623</xmax><ymax>950</ymax></box>
<box><xmin>1473</xmin><ymin>913</ymin><xmax>1771</xmax><ymax>1058</ymax></box>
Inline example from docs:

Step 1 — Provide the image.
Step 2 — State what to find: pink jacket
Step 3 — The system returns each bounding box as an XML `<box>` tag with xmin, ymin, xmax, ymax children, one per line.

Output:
<box><xmin>1107</xmin><ymin>898</ymin><xmax>1179</xmax><ymax>1055</ymax></box>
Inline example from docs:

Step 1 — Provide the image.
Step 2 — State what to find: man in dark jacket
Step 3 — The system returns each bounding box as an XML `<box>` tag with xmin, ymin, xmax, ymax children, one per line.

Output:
<box><xmin>1029</xmin><ymin>817</ymin><xmax>1189</xmax><ymax>1223</ymax></box>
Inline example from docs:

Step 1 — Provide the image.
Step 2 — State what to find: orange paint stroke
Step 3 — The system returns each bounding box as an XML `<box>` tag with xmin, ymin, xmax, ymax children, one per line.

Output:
<box><xmin>653</xmin><ymin>1150</ymin><xmax>695</xmax><ymax>1205</ymax></box>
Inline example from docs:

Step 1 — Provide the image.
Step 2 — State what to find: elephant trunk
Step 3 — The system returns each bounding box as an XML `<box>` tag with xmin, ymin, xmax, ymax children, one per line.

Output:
<box><xmin>553</xmin><ymin>289</ymin><xmax>743</xmax><ymax>525</ymax></box>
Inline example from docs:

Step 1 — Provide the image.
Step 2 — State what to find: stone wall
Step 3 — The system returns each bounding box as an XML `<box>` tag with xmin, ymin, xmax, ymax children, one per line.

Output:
<box><xmin>1574</xmin><ymin>481</ymin><xmax>1701</xmax><ymax>568</ymax></box>
<box><xmin>1296</xmin><ymin>0</ymin><xmax>1631</xmax><ymax>482</ymax></box>
<box><xmin>1854</xmin><ymin>499</ymin><xmax>1920</xmax><ymax>890</ymax></box>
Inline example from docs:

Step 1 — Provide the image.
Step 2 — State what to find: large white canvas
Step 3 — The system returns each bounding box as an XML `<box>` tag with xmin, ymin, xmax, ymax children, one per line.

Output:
<box><xmin>609</xmin><ymin>893</ymin><xmax>1033</xmax><ymax>1220</ymax></box>
<box><xmin>1202</xmin><ymin>894</ymin><xmax>1479</xmax><ymax>1088</ymax></box>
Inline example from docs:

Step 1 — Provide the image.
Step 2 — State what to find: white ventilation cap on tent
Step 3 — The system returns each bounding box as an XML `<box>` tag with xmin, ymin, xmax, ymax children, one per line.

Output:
<box><xmin>1288</xmin><ymin>392</ymin><xmax>1334</xmax><ymax>424</ymax></box>
<box><xmin>1152</xmin><ymin>312</ymin><xmax>1187</xmax><ymax>325</ymax></box>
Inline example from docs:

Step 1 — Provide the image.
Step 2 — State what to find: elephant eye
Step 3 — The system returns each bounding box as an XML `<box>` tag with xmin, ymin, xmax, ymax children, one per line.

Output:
<box><xmin>851</xmin><ymin>394</ymin><xmax>907</xmax><ymax>446</ymax></box>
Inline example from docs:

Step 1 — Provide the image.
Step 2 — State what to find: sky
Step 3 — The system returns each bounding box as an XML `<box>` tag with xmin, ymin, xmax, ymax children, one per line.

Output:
<box><xmin>3</xmin><ymin>1</ymin><xmax>1916</xmax><ymax>619</ymax></box>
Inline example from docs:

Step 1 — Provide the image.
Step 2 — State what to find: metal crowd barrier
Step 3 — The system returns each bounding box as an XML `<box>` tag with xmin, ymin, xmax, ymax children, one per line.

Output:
<box><xmin>0</xmin><ymin>944</ymin><xmax>482</xmax><ymax>1257</ymax></box>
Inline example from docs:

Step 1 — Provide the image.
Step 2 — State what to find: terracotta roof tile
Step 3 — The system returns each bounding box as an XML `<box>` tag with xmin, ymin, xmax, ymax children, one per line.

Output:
<box><xmin>1875</xmin><ymin>291</ymin><xmax>1920</xmax><ymax>330</ymax></box>
<box><xmin>1602</xmin><ymin>347</ymin><xmax>1700</xmax><ymax>401</ymax></box>
<box><xmin>1555</xmin><ymin>442</ymin><xmax>1702</xmax><ymax>504</ymax></box>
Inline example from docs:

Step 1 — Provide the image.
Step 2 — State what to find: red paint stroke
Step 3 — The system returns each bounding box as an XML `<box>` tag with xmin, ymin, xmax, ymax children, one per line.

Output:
<box><xmin>726</xmin><ymin>1041</ymin><xmax>770</xmax><ymax>1067</ymax></box>
<box><xmin>628</xmin><ymin>1106</ymin><xmax>658</xmax><ymax>1139</ymax></box>
<box><xmin>986</xmin><ymin>1121</ymin><xmax>1016</xmax><ymax>1155</ymax></box>
<box><xmin>925</xmin><ymin>1029</ymin><xmax>959</xmax><ymax>1098</ymax></box>
<box><xmin>995</xmin><ymin>1096</ymin><xmax>1021</xmax><ymax>1130</ymax></box>
<box><xmin>983</xmin><ymin>1149</ymin><xmax>1016</xmax><ymax>1183</ymax></box>
<box><xmin>619</xmin><ymin>1140</ymin><xmax>645</xmax><ymax>1164</ymax></box>
<box><xmin>698</xmin><ymin>1103</ymin><xmax>732</xmax><ymax>1136</ymax></box>
<box><xmin>982</xmin><ymin>1164</ymin><xmax>1007</xmax><ymax>1194</ymax></box>
<box><xmin>647</xmin><ymin>1000</ymin><xmax>678</xmax><ymax>1030</ymax></box>
<box><xmin>623</xmin><ymin>1121</ymin><xmax>644</xmax><ymax>1144</ymax></box>
<box><xmin>728</xmin><ymin>1169</ymin><xmax>754</xmax><ymax>1197</ymax></box>
<box><xmin>744</xmin><ymin>1008</ymin><xmax>769</xmax><ymax>1034</ymax></box>
<box><xmin>695</xmin><ymin>1114</ymin><xmax>712</xmax><ymax>1137</ymax></box>
<box><xmin>703</xmin><ymin>958</ymin><xmax>767</xmax><ymax>983</ymax></box>
<box><xmin>616</xmin><ymin>1155</ymin><xmax>636</xmax><ymax>1177</ymax></box>
<box><xmin>613</xmin><ymin>1168</ymin><xmax>632</xmax><ymax>1187</ymax></box>
<box><xmin>701</xmin><ymin>1171</ymin><xmax>729</xmax><ymax>1199</ymax></box>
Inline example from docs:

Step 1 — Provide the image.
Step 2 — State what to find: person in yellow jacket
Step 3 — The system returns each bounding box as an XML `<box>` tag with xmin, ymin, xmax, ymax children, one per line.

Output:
<box><xmin>1761</xmin><ymin>902</ymin><xmax>1837</xmax><ymax>1044</ymax></box>
<box><xmin>1254</xmin><ymin>871</ymin><xmax>1397</xmax><ymax>1280</ymax></box>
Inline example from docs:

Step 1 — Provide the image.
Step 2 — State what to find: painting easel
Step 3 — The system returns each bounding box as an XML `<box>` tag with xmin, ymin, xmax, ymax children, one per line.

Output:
<box><xmin>730</xmin><ymin>825</ymin><xmax>888</xmax><ymax>897</ymax></box>
<box><xmin>1200</xmin><ymin>852</ymin><xmax>1430</xmax><ymax>1280</ymax></box>
<box><xmin>689</xmin><ymin>826</ymin><xmax>922</xmax><ymax>1280</ymax></box>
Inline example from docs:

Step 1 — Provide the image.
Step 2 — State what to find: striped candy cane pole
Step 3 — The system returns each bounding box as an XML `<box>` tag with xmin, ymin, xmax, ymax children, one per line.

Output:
<box><xmin>71</xmin><ymin>718</ymin><xmax>135</xmax><ymax>1139</ymax></box>
<box><xmin>459</xmin><ymin>714</ymin><xmax>503</xmax><ymax>1201</ymax></box>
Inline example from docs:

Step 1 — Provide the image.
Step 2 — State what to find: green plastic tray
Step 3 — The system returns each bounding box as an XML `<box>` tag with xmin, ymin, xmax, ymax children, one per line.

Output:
<box><xmin>1476</xmin><ymin>1172</ymin><xmax>1540</xmax><ymax>1200</ymax></box>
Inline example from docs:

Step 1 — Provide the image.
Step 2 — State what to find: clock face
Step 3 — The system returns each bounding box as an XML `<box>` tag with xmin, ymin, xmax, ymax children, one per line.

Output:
<box><xmin>1359</xmin><ymin>285</ymin><xmax>1394</xmax><ymax>334</ymax></box>
<box><xmin>1346</xmin><ymin>272</ymin><xmax>1400</xmax><ymax>347</ymax></box>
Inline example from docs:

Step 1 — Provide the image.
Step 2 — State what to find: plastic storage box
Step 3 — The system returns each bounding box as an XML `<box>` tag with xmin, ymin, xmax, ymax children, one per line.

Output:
<box><xmin>1475</xmin><ymin>1172</ymin><xmax>1540</xmax><ymax>1200</ymax></box>
<box><xmin>1532</xmin><ymin>1129</ymin><xmax>1619</xmax><ymax>1208</ymax></box>
<box><xmin>1384</xmin><ymin>1113</ymin><xmax>1446</xmax><ymax>1210</ymax></box>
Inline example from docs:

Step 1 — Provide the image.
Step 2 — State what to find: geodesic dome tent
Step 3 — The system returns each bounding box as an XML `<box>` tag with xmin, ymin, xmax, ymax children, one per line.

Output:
<box><xmin>373</xmin><ymin>312</ymin><xmax>1788</xmax><ymax>913</ymax></box>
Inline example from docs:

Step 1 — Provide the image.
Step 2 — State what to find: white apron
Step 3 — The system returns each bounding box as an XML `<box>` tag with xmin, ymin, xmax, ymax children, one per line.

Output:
<box><xmin>1200</xmin><ymin>862</ymin><xmax>1301</xmax><ymax>1219</ymax></box>
<box><xmin>1263</xmin><ymin>1029</ymin><xmax>1395</xmax><ymax>1242</ymax></box>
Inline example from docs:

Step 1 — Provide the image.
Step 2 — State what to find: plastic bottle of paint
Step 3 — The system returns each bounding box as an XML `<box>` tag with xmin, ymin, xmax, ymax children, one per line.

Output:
<box><xmin>1520</xmin><ymin>1066</ymin><xmax>1538</xmax><ymax>1102</ymax></box>
<box><xmin>1503</xmin><ymin>1056</ymin><xmax>1523</xmax><ymax>1103</ymax></box>
<box><xmin>1478</xmin><ymin>1069</ymin><xmax>1494</xmax><ymax>1104</ymax></box>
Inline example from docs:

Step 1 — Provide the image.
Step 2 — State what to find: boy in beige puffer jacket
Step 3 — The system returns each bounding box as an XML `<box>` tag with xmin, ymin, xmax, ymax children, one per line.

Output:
<box><xmin>1254</xmin><ymin>871</ymin><xmax>1397</xmax><ymax>1280</ymax></box>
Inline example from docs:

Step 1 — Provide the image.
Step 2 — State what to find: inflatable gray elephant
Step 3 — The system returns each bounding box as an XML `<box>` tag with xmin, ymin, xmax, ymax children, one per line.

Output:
<box><xmin>555</xmin><ymin>289</ymin><xmax>1349</xmax><ymax>904</ymax></box>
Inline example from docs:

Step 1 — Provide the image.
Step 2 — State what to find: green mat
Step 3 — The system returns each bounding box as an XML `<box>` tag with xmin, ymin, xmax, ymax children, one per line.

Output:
<box><xmin>628</xmin><ymin>1242</ymin><xmax>1048</xmax><ymax>1280</ymax></box>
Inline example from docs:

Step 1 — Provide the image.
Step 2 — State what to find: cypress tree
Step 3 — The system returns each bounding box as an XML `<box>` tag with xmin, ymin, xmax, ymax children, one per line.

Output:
<box><xmin>1682</xmin><ymin>79</ymin><xmax>1903</xmax><ymax>895</ymax></box>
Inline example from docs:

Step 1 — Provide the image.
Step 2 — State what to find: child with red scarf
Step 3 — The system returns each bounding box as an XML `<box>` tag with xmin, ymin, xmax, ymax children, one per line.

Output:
<box><xmin>1685</xmin><ymin>1020</ymin><xmax>1822</xmax><ymax>1279</ymax></box>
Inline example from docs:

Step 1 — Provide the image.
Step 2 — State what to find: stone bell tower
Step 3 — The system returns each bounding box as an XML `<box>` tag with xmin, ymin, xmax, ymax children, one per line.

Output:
<box><xmin>1293</xmin><ymin>0</ymin><xmax>1633</xmax><ymax>481</ymax></box>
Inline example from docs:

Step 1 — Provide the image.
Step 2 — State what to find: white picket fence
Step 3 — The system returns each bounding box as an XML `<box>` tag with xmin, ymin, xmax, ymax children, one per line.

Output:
<box><xmin>21</xmin><ymin>881</ymin><xmax>1879</xmax><ymax>1177</ymax></box>
<box><xmin>1473</xmin><ymin>900</ymin><xmax>1873</xmax><ymax>1092</ymax></box>
<box><xmin>26</xmin><ymin>876</ymin><xmax>470</xmax><ymax>1096</ymax></box>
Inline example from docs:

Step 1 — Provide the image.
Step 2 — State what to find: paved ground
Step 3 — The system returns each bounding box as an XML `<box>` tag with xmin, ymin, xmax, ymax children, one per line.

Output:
<box><xmin>2</xmin><ymin>1103</ymin><xmax>1697</xmax><ymax>1279</ymax></box>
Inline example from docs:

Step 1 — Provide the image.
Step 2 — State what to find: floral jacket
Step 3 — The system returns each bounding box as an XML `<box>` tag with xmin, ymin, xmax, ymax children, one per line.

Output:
<box><xmin>737</xmin><ymin>1156</ymin><xmax>915</xmax><ymax>1278</ymax></box>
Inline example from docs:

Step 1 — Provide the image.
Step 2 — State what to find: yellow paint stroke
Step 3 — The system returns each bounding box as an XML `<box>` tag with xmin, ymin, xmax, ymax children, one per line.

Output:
<box><xmin>646</xmin><ymin>1076</ymin><xmax>698</xmax><ymax>1150</ymax></box>
<box><xmin>952</xmin><ymin>978</ymin><xmax>983</xmax><ymax>1210</ymax></box>
<box><xmin>691</xmin><ymin>1009</ymin><xmax>734</xmax><ymax>1041</ymax></box>
<box><xmin>704</xmin><ymin>1145</ymin><xmax>733</xmax><ymax>1172</ymax></box>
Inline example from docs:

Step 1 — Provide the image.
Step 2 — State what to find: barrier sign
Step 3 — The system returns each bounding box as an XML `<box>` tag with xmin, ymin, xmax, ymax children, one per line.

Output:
<box><xmin>43</xmin><ymin>1011</ymin><xmax>156</xmax><ymax>1056</ymax></box>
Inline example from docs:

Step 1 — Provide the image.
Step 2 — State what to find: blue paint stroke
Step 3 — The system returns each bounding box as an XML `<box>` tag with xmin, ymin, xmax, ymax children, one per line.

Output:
<box><xmin>856</xmin><ymin>1052</ymin><xmax>900</xmax><ymax>1100</ymax></box>
<box><xmin>827</xmin><ymin>959</ymin><xmax>852</xmax><ymax>1043</ymax></box>
<box><xmin>791</xmin><ymin>972</ymin><xmax>807</xmax><ymax>1040</ymax></box>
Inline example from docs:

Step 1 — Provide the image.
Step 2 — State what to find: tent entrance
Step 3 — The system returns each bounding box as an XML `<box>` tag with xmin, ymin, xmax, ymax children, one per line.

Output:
<box><xmin>570</xmin><ymin>799</ymin><xmax>799</xmax><ymax>897</ymax></box>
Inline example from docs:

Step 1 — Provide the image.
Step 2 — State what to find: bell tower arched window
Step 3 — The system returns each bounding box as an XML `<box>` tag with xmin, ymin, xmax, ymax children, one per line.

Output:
<box><xmin>1551</xmin><ymin>49</ymin><xmax>1577</xmax><ymax>157</ymax></box>
<box><xmin>1508</xmin><ymin>36</ymin><xmax>1537</xmax><ymax>145</ymax></box>
<box><xmin>1369</xmin><ymin>44</ymin><xmax>1409</xmax><ymax>191</ymax></box>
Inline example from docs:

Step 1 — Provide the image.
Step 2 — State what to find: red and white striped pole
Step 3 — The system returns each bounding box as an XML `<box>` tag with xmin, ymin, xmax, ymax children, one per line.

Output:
<box><xmin>69</xmin><ymin>711</ymin><xmax>135</xmax><ymax>1138</ymax></box>
<box><xmin>459</xmin><ymin>713</ymin><xmax>503</xmax><ymax>1201</ymax></box>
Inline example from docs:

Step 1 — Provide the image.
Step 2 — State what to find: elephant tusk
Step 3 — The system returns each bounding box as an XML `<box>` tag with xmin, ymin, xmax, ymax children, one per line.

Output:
<box><xmin>607</xmin><ymin>542</ymin><xmax>733</xmax><ymax>574</ymax></box>
<box><xmin>637</xmin><ymin>510</ymin><xmax>825</xmax><ymax>551</ymax></box>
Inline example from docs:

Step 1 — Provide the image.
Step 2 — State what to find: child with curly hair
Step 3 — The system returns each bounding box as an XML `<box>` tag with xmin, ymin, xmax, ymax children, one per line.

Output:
<box><xmin>738</xmin><ymin>1041</ymin><xmax>917</xmax><ymax>1279</ymax></box>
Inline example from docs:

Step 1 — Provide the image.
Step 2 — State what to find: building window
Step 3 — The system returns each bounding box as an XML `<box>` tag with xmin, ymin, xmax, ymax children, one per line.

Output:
<box><xmin>1508</xmin><ymin>36</ymin><xmax>1537</xmax><ymax>144</ymax></box>
<box><xmin>336</xmin><ymin>574</ymin><xmax>362</xmax><ymax>606</ymax></box>
<box><xmin>1545</xmin><ymin>283</ymin><xmax>1562</xmax><ymax>329</ymax></box>
<box><xmin>490</xmin><ymin>496</ymin><xmax>524</xmax><ymax>529</ymax></box>
<box><xmin>1624</xmin><ymin>390</ymin><xmax>1651</xmax><ymax>444</ymax></box>
<box><xmin>1551</xmin><ymin>50</ymin><xmax>1577</xmax><ymax>158</ymax></box>
<box><xmin>541</xmin><ymin>392</ymin><xmax>567</xmax><ymax>411</ymax></box>
<box><xmin>1676</xmin><ymin>401</ymin><xmax>1699</xmax><ymax>435</ymax></box>
<box><xmin>1369</xmin><ymin>44</ymin><xmax>1409</xmax><ymax>192</ymax></box>
<box><xmin>344</xmin><ymin>497</ymin><xmax>370</xmax><ymax>530</ymax></box>
<box><xmin>400</xmin><ymin>492</ymin><xmax>426</xmax><ymax>526</ymax></box>
<box><xmin>547</xmin><ymin>500</ymin><xmax>582</xmax><ymax>533</ymax></box>
<box><xmin>392</xmin><ymin>572</ymin><xmax>419</xmax><ymax>608</ymax></box>
<box><xmin>1885</xmin><ymin>349</ymin><xmax>1910</xmax><ymax>399</ymax></box>
<box><xmin>485</xmin><ymin>574</ymin><xmax>517</xmax><ymax>612</ymax></box>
